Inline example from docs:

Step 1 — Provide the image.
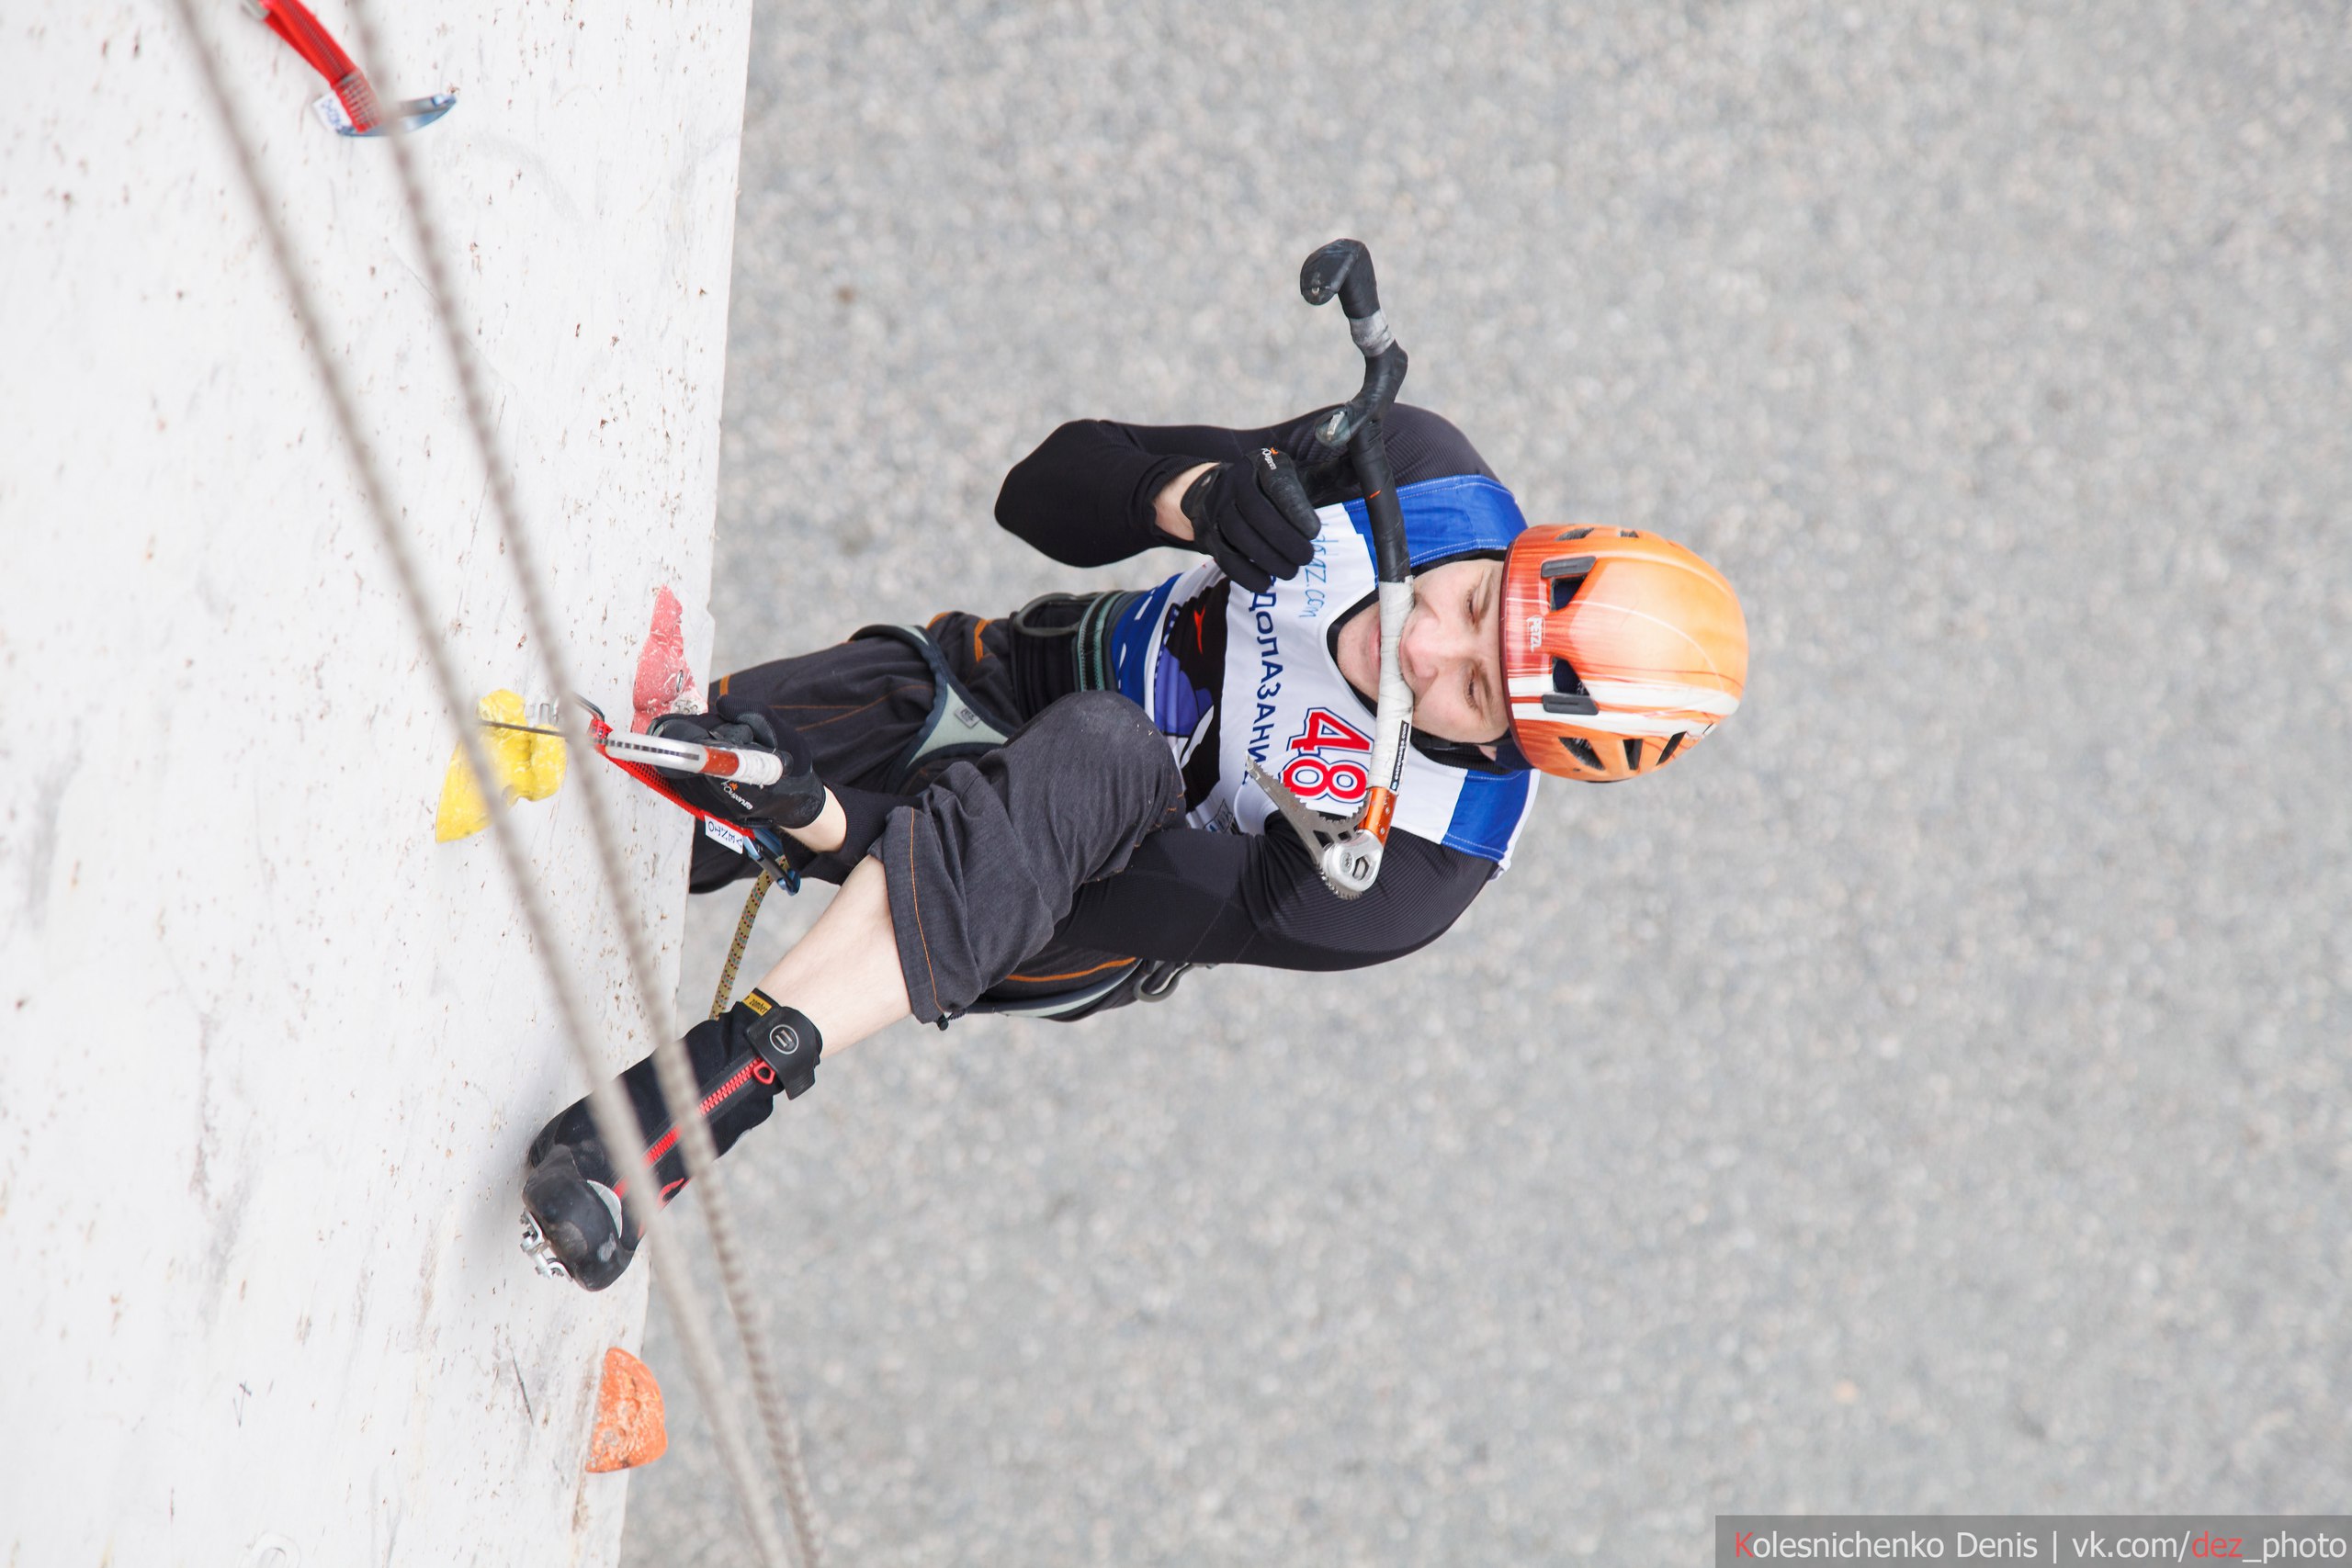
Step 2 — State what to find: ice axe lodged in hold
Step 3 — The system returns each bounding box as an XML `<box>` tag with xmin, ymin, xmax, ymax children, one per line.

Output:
<box><xmin>435</xmin><ymin>686</ymin><xmax>807</xmax><ymax>896</ymax></box>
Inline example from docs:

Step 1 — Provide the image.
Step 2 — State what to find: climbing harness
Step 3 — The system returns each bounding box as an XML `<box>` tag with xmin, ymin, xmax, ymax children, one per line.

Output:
<box><xmin>680</xmin><ymin>619</ymin><xmax>1197</xmax><ymax>1024</ymax></box>
<box><xmin>1010</xmin><ymin>591</ymin><xmax>1133</xmax><ymax>695</ymax></box>
<box><xmin>847</xmin><ymin>624</ymin><xmax>1017</xmax><ymax>788</ymax></box>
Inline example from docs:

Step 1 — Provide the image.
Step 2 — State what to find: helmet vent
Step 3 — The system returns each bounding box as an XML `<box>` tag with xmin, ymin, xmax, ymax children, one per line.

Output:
<box><xmin>1622</xmin><ymin>739</ymin><xmax>1643</xmax><ymax>771</ymax></box>
<box><xmin>1543</xmin><ymin>555</ymin><xmax>1595</xmax><ymax>611</ymax></box>
<box><xmin>1545</xmin><ymin>658</ymin><xmax>1597</xmax><ymax>716</ymax></box>
<box><xmin>1558</xmin><ymin>736</ymin><xmax>1603</xmax><ymax>771</ymax></box>
<box><xmin>1657</xmin><ymin>731</ymin><xmax>1686</xmax><ymax>765</ymax></box>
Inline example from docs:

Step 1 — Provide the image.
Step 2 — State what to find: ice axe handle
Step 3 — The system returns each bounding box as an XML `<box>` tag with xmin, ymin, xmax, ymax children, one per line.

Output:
<box><xmin>1299</xmin><ymin>240</ymin><xmax>1380</xmax><ymax>323</ymax></box>
<box><xmin>1299</xmin><ymin>241</ymin><xmax>1407</xmax><ymax>450</ymax></box>
<box><xmin>597</xmin><ymin>728</ymin><xmax>786</xmax><ymax>787</ymax></box>
<box><xmin>1285</xmin><ymin>239</ymin><xmax>1419</xmax><ymax>896</ymax></box>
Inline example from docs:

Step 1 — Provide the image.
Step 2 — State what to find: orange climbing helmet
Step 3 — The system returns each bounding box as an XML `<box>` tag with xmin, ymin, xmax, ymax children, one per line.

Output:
<box><xmin>1499</xmin><ymin>525</ymin><xmax>1748</xmax><ymax>782</ymax></box>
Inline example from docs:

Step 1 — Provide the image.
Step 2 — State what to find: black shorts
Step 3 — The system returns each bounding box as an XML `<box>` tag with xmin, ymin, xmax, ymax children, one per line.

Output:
<box><xmin>689</xmin><ymin>615</ymin><xmax>1184</xmax><ymax>1023</ymax></box>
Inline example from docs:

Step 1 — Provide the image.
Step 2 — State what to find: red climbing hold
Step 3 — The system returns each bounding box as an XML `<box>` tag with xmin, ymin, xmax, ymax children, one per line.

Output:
<box><xmin>631</xmin><ymin>585</ymin><xmax>697</xmax><ymax>734</ymax></box>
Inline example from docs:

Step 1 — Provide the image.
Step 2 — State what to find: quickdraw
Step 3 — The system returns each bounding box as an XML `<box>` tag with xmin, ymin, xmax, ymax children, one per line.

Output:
<box><xmin>242</xmin><ymin>0</ymin><xmax>456</xmax><ymax>138</ymax></box>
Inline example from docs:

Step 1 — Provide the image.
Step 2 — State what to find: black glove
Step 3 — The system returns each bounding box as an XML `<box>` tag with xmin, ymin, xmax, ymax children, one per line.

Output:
<box><xmin>647</xmin><ymin>709</ymin><xmax>827</xmax><ymax>829</ymax></box>
<box><xmin>1177</xmin><ymin>447</ymin><xmax>1321</xmax><ymax>592</ymax></box>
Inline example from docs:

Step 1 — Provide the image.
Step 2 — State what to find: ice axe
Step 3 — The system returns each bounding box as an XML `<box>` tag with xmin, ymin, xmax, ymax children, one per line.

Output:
<box><xmin>1247</xmin><ymin>239</ymin><xmax>1414</xmax><ymax>899</ymax></box>
<box><xmin>481</xmin><ymin>699</ymin><xmax>800</xmax><ymax>886</ymax></box>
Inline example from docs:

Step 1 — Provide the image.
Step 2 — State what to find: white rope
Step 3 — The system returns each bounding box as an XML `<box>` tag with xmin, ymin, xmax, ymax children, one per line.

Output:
<box><xmin>332</xmin><ymin>5</ymin><xmax>828</xmax><ymax>1557</ymax></box>
<box><xmin>164</xmin><ymin>4</ymin><xmax>798</xmax><ymax>1562</ymax></box>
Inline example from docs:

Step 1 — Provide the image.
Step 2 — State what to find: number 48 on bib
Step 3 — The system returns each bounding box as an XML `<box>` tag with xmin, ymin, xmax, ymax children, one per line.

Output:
<box><xmin>1282</xmin><ymin>707</ymin><xmax>1374</xmax><ymax>806</ymax></box>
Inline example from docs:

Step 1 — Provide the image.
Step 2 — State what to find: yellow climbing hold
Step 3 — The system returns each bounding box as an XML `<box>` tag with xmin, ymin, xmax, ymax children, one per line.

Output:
<box><xmin>433</xmin><ymin>689</ymin><xmax>568</xmax><ymax>842</ymax></box>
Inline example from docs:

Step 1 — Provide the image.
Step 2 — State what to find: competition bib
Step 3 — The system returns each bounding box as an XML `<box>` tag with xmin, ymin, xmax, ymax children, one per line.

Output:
<box><xmin>1104</xmin><ymin>474</ymin><xmax>1541</xmax><ymax>868</ymax></box>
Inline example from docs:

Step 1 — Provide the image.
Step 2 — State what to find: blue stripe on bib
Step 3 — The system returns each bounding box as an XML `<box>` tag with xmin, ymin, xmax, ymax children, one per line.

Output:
<box><xmin>1339</xmin><ymin>473</ymin><xmax>1528</xmax><ymax>568</ymax></box>
<box><xmin>1441</xmin><ymin>767</ymin><xmax>1534</xmax><ymax>860</ymax></box>
<box><xmin>1109</xmin><ymin>577</ymin><xmax>1178</xmax><ymax>709</ymax></box>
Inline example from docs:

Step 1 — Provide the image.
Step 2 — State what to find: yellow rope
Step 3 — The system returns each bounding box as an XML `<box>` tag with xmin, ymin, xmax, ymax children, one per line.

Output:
<box><xmin>711</xmin><ymin>872</ymin><xmax>775</xmax><ymax>1020</ymax></box>
<box><xmin>700</xmin><ymin>863</ymin><xmax>827</xmax><ymax>1568</ymax></box>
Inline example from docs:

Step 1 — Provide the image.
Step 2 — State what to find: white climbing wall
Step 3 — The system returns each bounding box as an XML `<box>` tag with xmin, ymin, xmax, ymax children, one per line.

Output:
<box><xmin>0</xmin><ymin>1</ymin><xmax>752</xmax><ymax>1562</ymax></box>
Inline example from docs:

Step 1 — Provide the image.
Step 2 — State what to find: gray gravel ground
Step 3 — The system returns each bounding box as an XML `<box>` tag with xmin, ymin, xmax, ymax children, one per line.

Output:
<box><xmin>622</xmin><ymin>2</ymin><xmax>2352</xmax><ymax>1562</ymax></box>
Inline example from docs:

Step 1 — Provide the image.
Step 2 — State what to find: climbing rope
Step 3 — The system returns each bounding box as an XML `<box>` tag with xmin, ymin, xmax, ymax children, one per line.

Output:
<box><xmin>712</xmin><ymin>873</ymin><xmax>775</xmax><ymax>1020</ymax></box>
<box><xmin>689</xmin><ymin>865</ymin><xmax>826</xmax><ymax>1566</ymax></box>
<box><xmin>334</xmin><ymin>5</ymin><xmax>829</xmax><ymax>1560</ymax></box>
<box><xmin>688</xmin><ymin>868</ymin><xmax>828</xmax><ymax>1566</ymax></box>
<box><xmin>169</xmin><ymin>5</ymin><xmax>815</xmax><ymax>1563</ymax></box>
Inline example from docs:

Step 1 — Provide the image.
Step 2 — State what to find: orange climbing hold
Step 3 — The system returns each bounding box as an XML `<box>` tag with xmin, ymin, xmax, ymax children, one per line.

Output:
<box><xmin>586</xmin><ymin>1347</ymin><xmax>667</xmax><ymax>1473</ymax></box>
